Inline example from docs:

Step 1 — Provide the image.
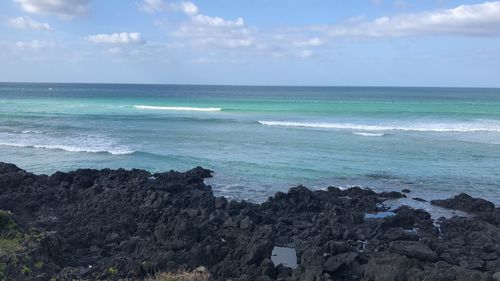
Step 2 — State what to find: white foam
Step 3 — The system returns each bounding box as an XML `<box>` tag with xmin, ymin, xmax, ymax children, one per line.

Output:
<box><xmin>0</xmin><ymin>142</ymin><xmax>134</xmax><ymax>155</ymax></box>
<box><xmin>353</xmin><ymin>132</ymin><xmax>385</xmax><ymax>137</ymax></box>
<box><xmin>134</xmin><ymin>105</ymin><xmax>222</xmax><ymax>112</ymax></box>
<box><xmin>258</xmin><ymin>121</ymin><xmax>500</xmax><ymax>132</ymax></box>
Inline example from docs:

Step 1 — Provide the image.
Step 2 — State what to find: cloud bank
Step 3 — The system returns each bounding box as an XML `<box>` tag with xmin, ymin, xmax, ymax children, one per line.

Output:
<box><xmin>326</xmin><ymin>1</ymin><xmax>500</xmax><ymax>38</ymax></box>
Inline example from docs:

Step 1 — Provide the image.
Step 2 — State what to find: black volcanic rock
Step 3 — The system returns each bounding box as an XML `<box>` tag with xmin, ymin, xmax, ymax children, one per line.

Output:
<box><xmin>0</xmin><ymin>162</ymin><xmax>499</xmax><ymax>281</ymax></box>
<box><xmin>431</xmin><ymin>193</ymin><xmax>495</xmax><ymax>213</ymax></box>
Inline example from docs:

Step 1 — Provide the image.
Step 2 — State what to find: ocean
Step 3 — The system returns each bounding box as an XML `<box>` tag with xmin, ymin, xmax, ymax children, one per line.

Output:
<box><xmin>1</xmin><ymin>83</ymin><xmax>499</xmax><ymax>203</ymax></box>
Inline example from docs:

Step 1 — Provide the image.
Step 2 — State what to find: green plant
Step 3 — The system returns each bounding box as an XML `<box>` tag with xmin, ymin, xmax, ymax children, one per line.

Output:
<box><xmin>107</xmin><ymin>266</ymin><xmax>118</xmax><ymax>276</ymax></box>
<box><xmin>146</xmin><ymin>268</ymin><xmax>210</xmax><ymax>281</ymax></box>
<box><xmin>21</xmin><ymin>265</ymin><xmax>31</xmax><ymax>275</ymax></box>
<box><xmin>0</xmin><ymin>210</ymin><xmax>21</xmax><ymax>255</ymax></box>
<box><xmin>0</xmin><ymin>210</ymin><xmax>16</xmax><ymax>234</ymax></box>
<box><xmin>50</xmin><ymin>278</ymin><xmax>57</xmax><ymax>281</ymax></box>
<box><xmin>34</xmin><ymin>261</ymin><xmax>44</xmax><ymax>270</ymax></box>
<box><xmin>0</xmin><ymin>236</ymin><xmax>21</xmax><ymax>254</ymax></box>
<box><xmin>30</xmin><ymin>232</ymin><xmax>44</xmax><ymax>243</ymax></box>
<box><xmin>0</xmin><ymin>262</ymin><xmax>6</xmax><ymax>278</ymax></box>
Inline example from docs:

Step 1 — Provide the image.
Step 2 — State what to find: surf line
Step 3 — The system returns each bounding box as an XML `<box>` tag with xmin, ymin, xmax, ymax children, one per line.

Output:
<box><xmin>134</xmin><ymin>105</ymin><xmax>222</xmax><ymax>112</ymax></box>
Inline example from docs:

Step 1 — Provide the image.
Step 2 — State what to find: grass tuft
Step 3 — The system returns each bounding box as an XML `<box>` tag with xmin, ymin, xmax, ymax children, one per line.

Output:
<box><xmin>0</xmin><ymin>210</ymin><xmax>17</xmax><ymax>235</ymax></box>
<box><xmin>0</xmin><ymin>236</ymin><xmax>22</xmax><ymax>255</ymax></box>
<box><xmin>146</xmin><ymin>267</ymin><xmax>210</xmax><ymax>281</ymax></box>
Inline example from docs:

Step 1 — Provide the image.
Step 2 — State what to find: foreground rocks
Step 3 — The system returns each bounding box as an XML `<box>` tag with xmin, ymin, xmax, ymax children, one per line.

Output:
<box><xmin>0</xmin><ymin>162</ymin><xmax>499</xmax><ymax>281</ymax></box>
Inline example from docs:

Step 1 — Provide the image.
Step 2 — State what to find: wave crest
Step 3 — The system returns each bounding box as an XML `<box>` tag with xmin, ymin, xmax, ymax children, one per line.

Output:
<box><xmin>353</xmin><ymin>132</ymin><xmax>385</xmax><ymax>137</ymax></box>
<box><xmin>134</xmin><ymin>105</ymin><xmax>222</xmax><ymax>112</ymax></box>
<box><xmin>258</xmin><ymin>121</ymin><xmax>500</xmax><ymax>132</ymax></box>
<box><xmin>0</xmin><ymin>142</ymin><xmax>134</xmax><ymax>155</ymax></box>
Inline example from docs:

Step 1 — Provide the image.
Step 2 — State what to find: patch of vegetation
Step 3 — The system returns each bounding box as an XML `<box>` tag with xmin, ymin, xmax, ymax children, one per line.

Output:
<box><xmin>107</xmin><ymin>266</ymin><xmax>118</xmax><ymax>276</ymax></box>
<box><xmin>21</xmin><ymin>265</ymin><xmax>31</xmax><ymax>275</ymax></box>
<box><xmin>0</xmin><ymin>262</ymin><xmax>6</xmax><ymax>279</ymax></box>
<box><xmin>0</xmin><ymin>210</ymin><xmax>16</xmax><ymax>235</ymax></box>
<box><xmin>0</xmin><ymin>210</ymin><xmax>22</xmax><ymax>255</ymax></box>
<box><xmin>146</xmin><ymin>267</ymin><xmax>210</xmax><ymax>281</ymax></box>
<box><xmin>34</xmin><ymin>260</ymin><xmax>44</xmax><ymax>270</ymax></box>
<box><xmin>30</xmin><ymin>232</ymin><xmax>44</xmax><ymax>243</ymax></box>
<box><xmin>0</xmin><ymin>235</ymin><xmax>22</xmax><ymax>254</ymax></box>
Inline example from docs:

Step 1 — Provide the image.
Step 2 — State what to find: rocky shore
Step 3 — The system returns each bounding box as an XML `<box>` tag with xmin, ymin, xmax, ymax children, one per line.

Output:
<box><xmin>0</xmin><ymin>162</ymin><xmax>499</xmax><ymax>281</ymax></box>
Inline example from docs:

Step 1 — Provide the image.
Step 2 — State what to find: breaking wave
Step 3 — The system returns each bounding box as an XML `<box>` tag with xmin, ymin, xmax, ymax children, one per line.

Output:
<box><xmin>0</xmin><ymin>141</ymin><xmax>134</xmax><ymax>155</ymax></box>
<box><xmin>134</xmin><ymin>105</ymin><xmax>222</xmax><ymax>112</ymax></box>
<box><xmin>258</xmin><ymin>121</ymin><xmax>500</xmax><ymax>132</ymax></box>
<box><xmin>352</xmin><ymin>132</ymin><xmax>386</xmax><ymax>137</ymax></box>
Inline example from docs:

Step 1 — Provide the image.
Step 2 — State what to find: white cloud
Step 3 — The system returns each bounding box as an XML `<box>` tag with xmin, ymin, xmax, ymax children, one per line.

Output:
<box><xmin>140</xmin><ymin>0</ymin><xmax>252</xmax><ymax>49</ymax></box>
<box><xmin>143</xmin><ymin>1</ymin><xmax>500</xmax><ymax>61</ymax></box>
<box><xmin>8</xmin><ymin>16</ymin><xmax>52</xmax><ymax>31</ymax></box>
<box><xmin>85</xmin><ymin>33</ymin><xmax>146</xmax><ymax>45</ymax></box>
<box><xmin>327</xmin><ymin>1</ymin><xmax>500</xmax><ymax>38</ymax></box>
<box><xmin>15</xmin><ymin>40</ymin><xmax>56</xmax><ymax>50</ymax></box>
<box><xmin>173</xmin><ymin>1</ymin><xmax>199</xmax><ymax>15</ymax></box>
<box><xmin>173</xmin><ymin>22</ymin><xmax>254</xmax><ymax>49</ymax></box>
<box><xmin>138</xmin><ymin>0</ymin><xmax>168</xmax><ymax>13</ymax></box>
<box><xmin>193</xmin><ymin>57</ymin><xmax>217</xmax><ymax>64</ymax></box>
<box><xmin>191</xmin><ymin>14</ymin><xmax>244</xmax><ymax>27</ymax></box>
<box><xmin>298</xmin><ymin>50</ymin><xmax>313</xmax><ymax>58</ymax></box>
<box><xmin>293</xmin><ymin>37</ymin><xmax>323</xmax><ymax>47</ymax></box>
<box><xmin>13</xmin><ymin>0</ymin><xmax>90</xmax><ymax>19</ymax></box>
<box><xmin>138</xmin><ymin>0</ymin><xmax>198</xmax><ymax>15</ymax></box>
<box><xmin>170</xmin><ymin>5</ymin><xmax>253</xmax><ymax>49</ymax></box>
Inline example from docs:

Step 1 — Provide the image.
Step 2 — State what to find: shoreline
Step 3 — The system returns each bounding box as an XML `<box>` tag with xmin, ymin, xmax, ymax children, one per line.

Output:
<box><xmin>0</xmin><ymin>162</ymin><xmax>499</xmax><ymax>280</ymax></box>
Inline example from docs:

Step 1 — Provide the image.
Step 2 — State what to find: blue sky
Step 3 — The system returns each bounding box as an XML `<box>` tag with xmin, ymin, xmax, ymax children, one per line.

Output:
<box><xmin>0</xmin><ymin>0</ymin><xmax>500</xmax><ymax>86</ymax></box>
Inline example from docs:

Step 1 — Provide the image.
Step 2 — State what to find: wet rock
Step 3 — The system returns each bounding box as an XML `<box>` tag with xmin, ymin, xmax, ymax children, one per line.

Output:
<box><xmin>379</xmin><ymin>191</ymin><xmax>405</xmax><ymax>199</ymax></box>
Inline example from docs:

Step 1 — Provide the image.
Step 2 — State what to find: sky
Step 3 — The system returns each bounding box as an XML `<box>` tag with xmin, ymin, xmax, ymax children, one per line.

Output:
<box><xmin>0</xmin><ymin>0</ymin><xmax>500</xmax><ymax>87</ymax></box>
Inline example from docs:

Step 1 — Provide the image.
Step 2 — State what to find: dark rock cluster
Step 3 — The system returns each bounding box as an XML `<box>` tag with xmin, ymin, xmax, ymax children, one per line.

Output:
<box><xmin>0</xmin><ymin>162</ymin><xmax>499</xmax><ymax>281</ymax></box>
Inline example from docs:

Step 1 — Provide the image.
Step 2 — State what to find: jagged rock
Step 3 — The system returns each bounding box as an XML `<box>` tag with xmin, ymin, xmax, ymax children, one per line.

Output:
<box><xmin>0</xmin><ymin>162</ymin><xmax>498</xmax><ymax>281</ymax></box>
<box><xmin>390</xmin><ymin>241</ymin><xmax>438</xmax><ymax>261</ymax></box>
<box><xmin>323</xmin><ymin>252</ymin><xmax>357</xmax><ymax>273</ymax></box>
<box><xmin>379</xmin><ymin>191</ymin><xmax>405</xmax><ymax>199</ymax></box>
<box><xmin>431</xmin><ymin>193</ymin><xmax>495</xmax><ymax>213</ymax></box>
<box><xmin>364</xmin><ymin>253</ymin><xmax>417</xmax><ymax>281</ymax></box>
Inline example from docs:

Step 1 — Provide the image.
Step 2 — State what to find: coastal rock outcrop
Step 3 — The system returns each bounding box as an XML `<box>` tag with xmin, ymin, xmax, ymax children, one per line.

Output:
<box><xmin>431</xmin><ymin>193</ymin><xmax>496</xmax><ymax>213</ymax></box>
<box><xmin>0</xmin><ymin>162</ymin><xmax>499</xmax><ymax>281</ymax></box>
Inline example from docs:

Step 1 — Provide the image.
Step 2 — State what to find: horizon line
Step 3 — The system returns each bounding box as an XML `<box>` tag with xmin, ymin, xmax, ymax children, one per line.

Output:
<box><xmin>1</xmin><ymin>81</ymin><xmax>499</xmax><ymax>90</ymax></box>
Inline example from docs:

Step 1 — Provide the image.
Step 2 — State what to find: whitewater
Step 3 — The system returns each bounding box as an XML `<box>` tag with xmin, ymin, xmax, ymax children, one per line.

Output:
<box><xmin>1</xmin><ymin>83</ymin><xmax>499</xmax><ymax>203</ymax></box>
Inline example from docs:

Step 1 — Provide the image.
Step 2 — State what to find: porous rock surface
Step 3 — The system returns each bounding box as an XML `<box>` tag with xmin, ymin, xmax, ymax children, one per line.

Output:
<box><xmin>0</xmin><ymin>162</ymin><xmax>499</xmax><ymax>281</ymax></box>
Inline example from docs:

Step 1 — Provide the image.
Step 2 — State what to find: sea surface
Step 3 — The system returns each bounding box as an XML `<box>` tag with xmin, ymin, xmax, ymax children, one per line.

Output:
<box><xmin>1</xmin><ymin>83</ymin><xmax>499</xmax><ymax>203</ymax></box>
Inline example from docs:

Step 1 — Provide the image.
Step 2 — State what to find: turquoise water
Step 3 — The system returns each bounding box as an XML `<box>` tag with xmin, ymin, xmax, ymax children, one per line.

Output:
<box><xmin>1</xmin><ymin>83</ymin><xmax>499</xmax><ymax>203</ymax></box>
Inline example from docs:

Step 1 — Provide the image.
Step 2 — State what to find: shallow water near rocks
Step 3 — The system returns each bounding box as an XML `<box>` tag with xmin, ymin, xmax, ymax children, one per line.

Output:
<box><xmin>271</xmin><ymin>246</ymin><xmax>298</xmax><ymax>269</ymax></box>
<box><xmin>364</xmin><ymin>211</ymin><xmax>396</xmax><ymax>219</ymax></box>
<box><xmin>383</xmin><ymin>197</ymin><xmax>471</xmax><ymax>220</ymax></box>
